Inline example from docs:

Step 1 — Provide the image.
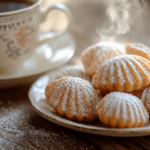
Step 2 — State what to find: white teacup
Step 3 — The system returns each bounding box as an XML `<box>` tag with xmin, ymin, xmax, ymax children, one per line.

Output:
<box><xmin>0</xmin><ymin>0</ymin><xmax>71</xmax><ymax>71</ymax></box>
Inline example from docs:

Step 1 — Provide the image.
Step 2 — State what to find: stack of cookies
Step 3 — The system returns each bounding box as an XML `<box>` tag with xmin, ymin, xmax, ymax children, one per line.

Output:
<box><xmin>45</xmin><ymin>41</ymin><xmax>150</xmax><ymax>128</ymax></box>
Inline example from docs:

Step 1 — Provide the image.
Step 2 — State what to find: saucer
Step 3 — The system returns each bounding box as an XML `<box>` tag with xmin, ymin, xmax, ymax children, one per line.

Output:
<box><xmin>0</xmin><ymin>32</ymin><xmax>75</xmax><ymax>88</ymax></box>
<box><xmin>28</xmin><ymin>67</ymin><xmax>150</xmax><ymax>137</ymax></box>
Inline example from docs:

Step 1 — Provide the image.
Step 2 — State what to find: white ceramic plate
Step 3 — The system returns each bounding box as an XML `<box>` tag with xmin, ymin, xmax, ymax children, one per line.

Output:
<box><xmin>28</xmin><ymin>67</ymin><xmax>150</xmax><ymax>137</ymax></box>
<box><xmin>0</xmin><ymin>32</ymin><xmax>75</xmax><ymax>88</ymax></box>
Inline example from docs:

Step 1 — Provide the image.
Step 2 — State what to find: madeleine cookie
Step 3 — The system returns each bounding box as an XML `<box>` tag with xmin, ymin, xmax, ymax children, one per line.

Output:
<box><xmin>81</xmin><ymin>41</ymin><xmax>125</xmax><ymax>76</ymax></box>
<box><xmin>126</xmin><ymin>43</ymin><xmax>150</xmax><ymax>60</ymax></box>
<box><xmin>140</xmin><ymin>86</ymin><xmax>150</xmax><ymax>116</ymax></box>
<box><xmin>56</xmin><ymin>65</ymin><xmax>91</xmax><ymax>82</ymax></box>
<box><xmin>92</xmin><ymin>55</ymin><xmax>150</xmax><ymax>93</ymax></box>
<box><xmin>45</xmin><ymin>77</ymin><xmax>101</xmax><ymax>122</ymax></box>
<box><xmin>96</xmin><ymin>92</ymin><xmax>149</xmax><ymax>128</ymax></box>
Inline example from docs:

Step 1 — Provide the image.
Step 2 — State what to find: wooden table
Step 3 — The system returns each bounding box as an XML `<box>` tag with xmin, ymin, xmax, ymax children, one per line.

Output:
<box><xmin>1</xmin><ymin>0</ymin><xmax>150</xmax><ymax>149</ymax></box>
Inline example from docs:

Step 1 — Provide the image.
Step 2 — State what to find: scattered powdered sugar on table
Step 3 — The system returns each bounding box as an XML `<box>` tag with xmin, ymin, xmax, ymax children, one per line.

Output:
<box><xmin>0</xmin><ymin>106</ymin><xmax>95</xmax><ymax>150</ymax></box>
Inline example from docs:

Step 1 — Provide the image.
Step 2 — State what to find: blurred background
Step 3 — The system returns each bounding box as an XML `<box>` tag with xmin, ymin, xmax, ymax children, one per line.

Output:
<box><xmin>40</xmin><ymin>0</ymin><xmax>150</xmax><ymax>61</ymax></box>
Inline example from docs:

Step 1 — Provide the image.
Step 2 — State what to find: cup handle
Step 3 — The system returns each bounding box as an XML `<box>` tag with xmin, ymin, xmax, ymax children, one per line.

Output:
<box><xmin>37</xmin><ymin>3</ymin><xmax>72</xmax><ymax>46</ymax></box>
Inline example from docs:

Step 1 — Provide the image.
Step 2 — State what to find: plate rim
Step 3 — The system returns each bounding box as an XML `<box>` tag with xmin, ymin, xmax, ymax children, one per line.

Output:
<box><xmin>28</xmin><ymin>70</ymin><xmax>150</xmax><ymax>137</ymax></box>
<box><xmin>0</xmin><ymin>32</ymin><xmax>75</xmax><ymax>81</ymax></box>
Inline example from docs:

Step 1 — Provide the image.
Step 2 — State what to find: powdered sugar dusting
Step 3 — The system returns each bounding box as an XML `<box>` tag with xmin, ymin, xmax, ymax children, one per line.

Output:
<box><xmin>61</xmin><ymin>82</ymin><xmax>72</xmax><ymax>112</ymax></box>
<box><xmin>109</xmin><ymin>61</ymin><xmax>116</xmax><ymax>84</ymax></box>
<box><xmin>136</xmin><ymin>57</ymin><xmax>150</xmax><ymax>76</ymax></box>
<box><xmin>53</xmin><ymin>87</ymin><xmax>65</xmax><ymax>107</ymax></box>
<box><xmin>116</xmin><ymin>60</ymin><xmax>126</xmax><ymax>85</ymax></box>
<box><xmin>129</xmin><ymin>43</ymin><xmax>150</xmax><ymax>56</ymax></box>
<box><xmin>122</xmin><ymin>100</ymin><xmax>128</xmax><ymax>121</ymax></box>
<box><xmin>71</xmin><ymin>83</ymin><xmax>77</xmax><ymax>116</ymax></box>
<box><xmin>141</xmin><ymin>87</ymin><xmax>150</xmax><ymax>105</ymax></box>
<box><xmin>117</xmin><ymin>56</ymin><xmax>135</xmax><ymax>84</ymax></box>
<box><xmin>85</xmin><ymin>89</ymin><xmax>98</xmax><ymax>116</ymax></box>
<box><xmin>48</xmin><ymin>82</ymin><xmax>64</xmax><ymax>105</ymax></box>
<box><xmin>140</xmin><ymin>88</ymin><xmax>147</xmax><ymax>104</ymax></box>
<box><xmin>91</xmin><ymin>46</ymin><xmax>117</xmax><ymax>71</ymax></box>
<box><xmin>97</xmin><ymin>63</ymin><xmax>110</xmax><ymax>85</ymax></box>
<box><xmin>126</xmin><ymin>58</ymin><xmax>143</xmax><ymax>82</ymax></box>
<box><xmin>140</xmin><ymin>86</ymin><xmax>150</xmax><ymax>116</ymax></box>
<box><xmin>132</xmin><ymin>58</ymin><xmax>149</xmax><ymax>77</ymax></box>
<box><xmin>76</xmin><ymin>84</ymin><xmax>85</xmax><ymax>118</ymax></box>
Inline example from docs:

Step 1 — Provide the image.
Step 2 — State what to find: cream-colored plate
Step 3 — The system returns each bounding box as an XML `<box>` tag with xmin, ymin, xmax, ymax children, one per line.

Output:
<box><xmin>28</xmin><ymin>67</ymin><xmax>150</xmax><ymax>137</ymax></box>
<box><xmin>0</xmin><ymin>32</ymin><xmax>75</xmax><ymax>88</ymax></box>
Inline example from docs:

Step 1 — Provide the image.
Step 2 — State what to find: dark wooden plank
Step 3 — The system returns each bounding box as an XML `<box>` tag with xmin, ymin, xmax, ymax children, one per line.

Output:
<box><xmin>107</xmin><ymin>137</ymin><xmax>145</xmax><ymax>150</ymax></box>
<box><xmin>132</xmin><ymin>137</ymin><xmax>150</xmax><ymax>150</ymax></box>
<box><xmin>81</xmin><ymin>134</ymin><xmax>149</xmax><ymax>150</ymax></box>
<box><xmin>81</xmin><ymin>134</ymin><xmax>117</xmax><ymax>150</ymax></box>
<box><xmin>81</xmin><ymin>134</ymin><xmax>128</xmax><ymax>150</ymax></box>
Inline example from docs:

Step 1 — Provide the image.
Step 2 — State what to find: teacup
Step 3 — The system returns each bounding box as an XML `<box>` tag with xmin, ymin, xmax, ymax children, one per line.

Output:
<box><xmin>0</xmin><ymin>0</ymin><xmax>71</xmax><ymax>71</ymax></box>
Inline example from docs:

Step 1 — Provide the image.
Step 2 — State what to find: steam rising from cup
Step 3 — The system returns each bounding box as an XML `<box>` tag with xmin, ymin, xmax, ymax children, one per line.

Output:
<box><xmin>97</xmin><ymin>0</ymin><xmax>145</xmax><ymax>41</ymax></box>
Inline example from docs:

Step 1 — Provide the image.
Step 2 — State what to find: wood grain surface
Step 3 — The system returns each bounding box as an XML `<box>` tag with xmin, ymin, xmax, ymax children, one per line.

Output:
<box><xmin>1</xmin><ymin>0</ymin><xmax>150</xmax><ymax>149</ymax></box>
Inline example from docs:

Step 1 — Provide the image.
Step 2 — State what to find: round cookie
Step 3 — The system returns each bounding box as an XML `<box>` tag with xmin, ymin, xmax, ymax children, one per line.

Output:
<box><xmin>96</xmin><ymin>92</ymin><xmax>149</xmax><ymax>128</ymax></box>
<box><xmin>56</xmin><ymin>65</ymin><xmax>91</xmax><ymax>82</ymax></box>
<box><xmin>81</xmin><ymin>41</ymin><xmax>125</xmax><ymax>76</ymax></box>
<box><xmin>140</xmin><ymin>86</ymin><xmax>150</xmax><ymax>116</ymax></box>
<box><xmin>45</xmin><ymin>77</ymin><xmax>102</xmax><ymax>122</ymax></box>
<box><xmin>91</xmin><ymin>55</ymin><xmax>150</xmax><ymax>93</ymax></box>
<box><xmin>126</xmin><ymin>43</ymin><xmax>150</xmax><ymax>60</ymax></box>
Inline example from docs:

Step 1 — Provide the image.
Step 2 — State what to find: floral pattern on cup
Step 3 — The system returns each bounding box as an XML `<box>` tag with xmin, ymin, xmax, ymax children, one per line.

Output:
<box><xmin>15</xmin><ymin>26</ymin><xmax>31</xmax><ymax>48</ymax></box>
